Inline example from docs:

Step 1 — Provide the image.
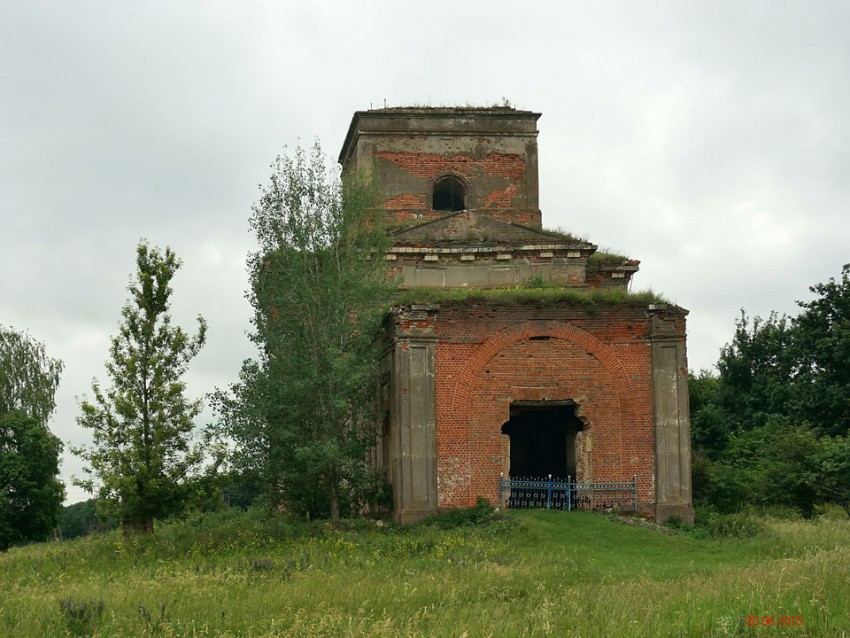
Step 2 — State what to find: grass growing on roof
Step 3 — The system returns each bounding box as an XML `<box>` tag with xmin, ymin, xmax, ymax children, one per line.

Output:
<box><xmin>395</xmin><ymin>285</ymin><xmax>669</xmax><ymax>307</ymax></box>
<box><xmin>588</xmin><ymin>249</ymin><xmax>633</xmax><ymax>264</ymax></box>
<box><xmin>535</xmin><ymin>226</ymin><xmax>583</xmax><ymax>242</ymax></box>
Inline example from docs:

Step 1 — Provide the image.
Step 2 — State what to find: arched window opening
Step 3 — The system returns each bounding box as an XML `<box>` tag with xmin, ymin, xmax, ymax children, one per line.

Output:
<box><xmin>432</xmin><ymin>176</ymin><xmax>466</xmax><ymax>212</ymax></box>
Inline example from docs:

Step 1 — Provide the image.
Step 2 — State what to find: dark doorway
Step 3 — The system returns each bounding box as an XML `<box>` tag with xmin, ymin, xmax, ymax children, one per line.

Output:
<box><xmin>501</xmin><ymin>402</ymin><xmax>583</xmax><ymax>479</ymax></box>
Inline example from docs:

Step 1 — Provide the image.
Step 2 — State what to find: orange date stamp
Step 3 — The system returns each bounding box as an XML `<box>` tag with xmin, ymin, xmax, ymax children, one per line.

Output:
<box><xmin>743</xmin><ymin>615</ymin><xmax>803</xmax><ymax>627</ymax></box>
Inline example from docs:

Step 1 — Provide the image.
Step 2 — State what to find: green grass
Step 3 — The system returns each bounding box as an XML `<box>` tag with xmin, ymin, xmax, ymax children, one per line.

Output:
<box><xmin>1</xmin><ymin>508</ymin><xmax>848</xmax><ymax>637</ymax></box>
<box><xmin>588</xmin><ymin>249</ymin><xmax>633</xmax><ymax>264</ymax></box>
<box><xmin>396</xmin><ymin>285</ymin><xmax>669</xmax><ymax>307</ymax></box>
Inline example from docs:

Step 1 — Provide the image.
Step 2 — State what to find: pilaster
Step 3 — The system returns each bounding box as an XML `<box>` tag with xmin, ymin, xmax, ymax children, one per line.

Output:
<box><xmin>389</xmin><ymin>305</ymin><xmax>439</xmax><ymax>523</ymax></box>
<box><xmin>649</xmin><ymin>305</ymin><xmax>694</xmax><ymax>523</ymax></box>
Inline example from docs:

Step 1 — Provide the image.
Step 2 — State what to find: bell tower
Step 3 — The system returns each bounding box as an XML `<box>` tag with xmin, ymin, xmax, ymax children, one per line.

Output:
<box><xmin>339</xmin><ymin>107</ymin><xmax>542</xmax><ymax>228</ymax></box>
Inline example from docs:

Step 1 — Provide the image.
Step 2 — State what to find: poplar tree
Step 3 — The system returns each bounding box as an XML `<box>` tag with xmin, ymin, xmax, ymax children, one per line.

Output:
<box><xmin>74</xmin><ymin>241</ymin><xmax>207</xmax><ymax>534</ymax></box>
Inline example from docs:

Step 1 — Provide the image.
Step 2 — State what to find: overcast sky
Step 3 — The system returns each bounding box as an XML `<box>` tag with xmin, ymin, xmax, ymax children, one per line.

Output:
<box><xmin>2</xmin><ymin>1</ymin><xmax>848</xmax><ymax>504</ymax></box>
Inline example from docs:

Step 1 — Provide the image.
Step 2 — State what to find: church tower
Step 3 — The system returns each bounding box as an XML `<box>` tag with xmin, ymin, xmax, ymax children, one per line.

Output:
<box><xmin>340</xmin><ymin>107</ymin><xmax>693</xmax><ymax>524</ymax></box>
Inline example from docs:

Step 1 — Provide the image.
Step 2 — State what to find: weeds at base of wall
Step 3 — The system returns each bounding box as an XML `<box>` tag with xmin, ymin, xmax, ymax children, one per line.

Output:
<box><xmin>420</xmin><ymin>497</ymin><xmax>504</xmax><ymax>530</ymax></box>
<box><xmin>665</xmin><ymin>509</ymin><xmax>766</xmax><ymax>539</ymax></box>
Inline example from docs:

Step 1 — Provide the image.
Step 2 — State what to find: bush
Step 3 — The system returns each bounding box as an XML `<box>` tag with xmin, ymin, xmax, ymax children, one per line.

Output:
<box><xmin>697</xmin><ymin>509</ymin><xmax>765</xmax><ymax>539</ymax></box>
<box><xmin>663</xmin><ymin>515</ymin><xmax>695</xmax><ymax>532</ymax></box>
<box><xmin>696</xmin><ymin>460</ymin><xmax>752</xmax><ymax>513</ymax></box>
<box><xmin>694</xmin><ymin>419</ymin><xmax>824</xmax><ymax>517</ymax></box>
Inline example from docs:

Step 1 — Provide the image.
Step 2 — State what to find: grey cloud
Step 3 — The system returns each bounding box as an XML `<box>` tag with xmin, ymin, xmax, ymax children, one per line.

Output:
<box><xmin>2</xmin><ymin>0</ymin><xmax>847</xmax><ymax>502</ymax></box>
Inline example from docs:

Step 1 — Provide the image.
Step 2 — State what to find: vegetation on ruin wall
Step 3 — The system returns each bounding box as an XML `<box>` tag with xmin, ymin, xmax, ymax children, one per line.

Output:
<box><xmin>588</xmin><ymin>249</ymin><xmax>633</xmax><ymax>264</ymax></box>
<box><xmin>536</xmin><ymin>226</ymin><xmax>583</xmax><ymax>242</ymax></box>
<box><xmin>1</xmin><ymin>507</ymin><xmax>848</xmax><ymax>637</ymax></box>
<box><xmin>396</xmin><ymin>285</ymin><xmax>669</xmax><ymax>307</ymax></box>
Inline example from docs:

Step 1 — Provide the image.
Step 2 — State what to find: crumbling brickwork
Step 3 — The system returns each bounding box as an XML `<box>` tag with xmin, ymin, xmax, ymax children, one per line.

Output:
<box><xmin>340</xmin><ymin>108</ymin><xmax>541</xmax><ymax>227</ymax></box>
<box><xmin>339</xmin><ymin>106</ymin><xmax>693</xmax><ymax>524</ymax></box>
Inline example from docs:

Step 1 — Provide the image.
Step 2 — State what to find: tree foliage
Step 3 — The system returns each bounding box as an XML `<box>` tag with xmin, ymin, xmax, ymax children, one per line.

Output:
<box><xmin>74</xmin><ymin>241</ymin><xmax>207</xmax><ymax>533</ymax></box>
<box><xmin>0</xmin><ymin>412</ymin><xmax>65</xmax><ymax>550</ymax></box>
<box><xmin>0</xmin><ymin>327</ymin><xmax>65</xmax><ymax>550</ymax></box>
<box><xmin>715</xmin><ymin>312</ymin><xmax>796</xmax><ymax>431</ymax></box>
<box><xmin>59</xmin><ymin>498</ymin><xmax>119</xmax><ymax>540</ymax></box>
<box><xmin>688</xmin><ymin>370</ymin><xmax>729</xmax><ymax>460</ymax></box>
<box><xmin>0</xmin><ymin>326</ymin><xmax>64</xmax><ymax>423</ymax></box>
<box><xmin>815</xmin><ymin>435</ymin><xmax>850</xmax><ymax>517</ymax></box>
<box><xmin>214</xmin><ymin>142</ymin><xmax>396</xmax><ymax>522</ymax></box>
<box><xmin>690</xmin><ymin>264</ymin><xmax>850</xmax><ymax>516</ymax></box>
<box><xmin>793</xmin><ymin>265</ymin><xmax>850</xmax><ymax>436</ymax></box>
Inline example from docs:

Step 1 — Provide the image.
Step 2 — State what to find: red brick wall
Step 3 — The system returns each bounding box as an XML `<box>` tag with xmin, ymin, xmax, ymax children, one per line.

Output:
<box><xmin>386</xmin><ymin>209</ymin><xmax>448</xmax><ymax>224</ymax></box>
<box><xmin>430</xmin><ymin>302</ymin><xmax>658</xmax><ymax>512</ymax></box>
<box><xmin>386</xmin><ymin>208</ymin><xmax>542</xmax><ymax>228</ymax></box>
<box><xmin>375</xmin><ymin>151</ymin><xmax>538</xmax><ymax>225</ymax></box>
<box><xmin>485</xmin><ymin>209</ymin><xmax>541</xmax><ymax>227</ymax></box>
<box><xmin>376</xmin><ymin>151</ymin><xmax>525</xmax><ymax>180</ymax></box>
<box><xmin>482</xmin><ymin>184</ymin><xmax>518</xmax><ymax>209</ymax></box>
<box><xmin>385</xmin><ymin>193</ymin><xmax>427</xmax><ymax>210</ymax></box>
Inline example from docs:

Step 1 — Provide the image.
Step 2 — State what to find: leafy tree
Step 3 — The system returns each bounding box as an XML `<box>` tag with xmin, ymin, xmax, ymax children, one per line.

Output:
<box><xmin>74</xmin><ymin>241</ymin><xmax>207</xmax><ymax>534</ymax></box>
<box><xmin>0</xmin><ymin>412</ymin><xmax>65</xmax><ymax>550</ymax></box>
<box><xmin>815</xmin><ymin>435</ymin><xmax>850</xmax><ymax>517</ymax></box>
<box><xmin>0</xmin><ymin>326</ymin><xmax>64</xmax><ymax>422</ymax></box>
<box><xmin>690</xmin><ymin>265</ymin><xmax>850</xmax><ymax>515</ymax></box>
<box><xmin>688</xmin><ymin>370</ymin><xmax>730</xmax><ymax>459</ymax></box>
<box><xmin>706</xmin><ymin>269</ymin><xmax>850</xmax><ymax>439</ymax></box>
<box><xmin>214</xmin><ymin>142</ymin><xmax>396</xmax><ymax>522</ymax></box>
<box><xmin>793</xmin><ymin>264</ymin><xmax>850</xmax><ymax>437</ymax></box>
<box><xmin>715</xmin><ymin>311</ymin><xmax>796</xmax><ymax>431</ymax></box>
<box><xmin>0</xmin><ymin>327</ymin><xmax>65</xmax><ymax>550</ymax></box>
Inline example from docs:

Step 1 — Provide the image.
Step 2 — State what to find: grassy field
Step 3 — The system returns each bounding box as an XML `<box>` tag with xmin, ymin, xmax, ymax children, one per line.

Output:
<box><xmin>1</xmin><ymin>507</ymin><xmax>848</xmax><ymax>637</ymax></box>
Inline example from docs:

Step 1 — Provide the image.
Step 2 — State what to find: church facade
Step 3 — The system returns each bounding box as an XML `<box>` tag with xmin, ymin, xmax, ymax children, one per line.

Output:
<box><xmin>339</xmin><ymin>107</ymin><xmax>693</xmax><ymax>524</ymax></box>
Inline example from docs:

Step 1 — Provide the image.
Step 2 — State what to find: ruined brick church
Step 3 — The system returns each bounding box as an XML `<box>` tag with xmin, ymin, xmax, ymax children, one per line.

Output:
<box><xmin>339</xmin><ymin>107</ymin><xmax>693</xmax><ymax>524</ymax></box>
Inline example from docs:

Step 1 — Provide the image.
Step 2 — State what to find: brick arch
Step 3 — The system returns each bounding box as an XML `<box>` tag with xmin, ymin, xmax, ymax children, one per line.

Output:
<box><xmin>441</xmin><ymin>319</ymin><xmax>640</xmax><ymax>507</ymax></box>
<box><xmin>430</xmin><ymin>169</ymin><xmax>469</xmax><ymax>189</ymax></box>
<box><xmin>448</xmin><ymin>320</ymin><xmax>635</xmax><ymax>411</ymax></box>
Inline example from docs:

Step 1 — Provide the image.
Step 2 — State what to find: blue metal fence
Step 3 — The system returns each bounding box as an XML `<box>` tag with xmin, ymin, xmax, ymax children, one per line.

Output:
<box><xmin>498</xmin><ymin>473</ymin><xmax>638</xmax><ymax>512</ymax></box>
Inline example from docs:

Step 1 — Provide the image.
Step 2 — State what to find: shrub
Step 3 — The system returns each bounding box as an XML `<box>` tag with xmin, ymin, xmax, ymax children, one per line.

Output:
<box><xmin>698</xmin><ymin>510</ymin><xmax>765</xmax><ymax>539</ymax></box>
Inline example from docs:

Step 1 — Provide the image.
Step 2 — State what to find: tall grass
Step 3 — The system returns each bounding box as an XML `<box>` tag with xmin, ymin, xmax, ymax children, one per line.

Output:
<box><xmin>1</xmin><ymin>508</ymin><xmax>847</xmax><ymax>637</ymax></box>
<box><xmin>395</xmin><ymin>286</ymin><xmax>669</xmax><ymax>307</ymax></box>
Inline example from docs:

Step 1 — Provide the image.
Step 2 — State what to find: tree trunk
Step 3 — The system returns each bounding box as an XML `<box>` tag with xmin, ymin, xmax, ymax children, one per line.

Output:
<box><xmin>122</xmin><ymin>517</ymin><xmax>154</xmax><ymax>536</ymax></box>
<box><xmin>329</xmin><ymin>476</ymin><xmax>340</xmax><ymax>524</ymax></box>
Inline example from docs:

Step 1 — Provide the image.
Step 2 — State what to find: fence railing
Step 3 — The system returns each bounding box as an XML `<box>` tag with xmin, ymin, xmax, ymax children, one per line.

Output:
<box><xmin>498</xmin><ymin>473</ymin><xmax>638</xmax><ymax>512</ymax></box>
